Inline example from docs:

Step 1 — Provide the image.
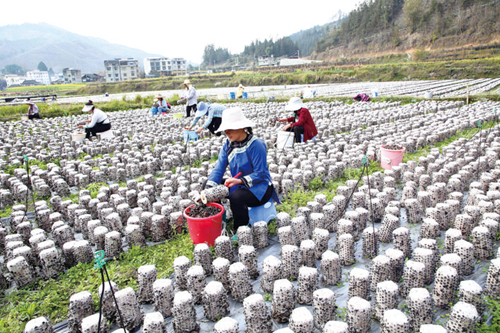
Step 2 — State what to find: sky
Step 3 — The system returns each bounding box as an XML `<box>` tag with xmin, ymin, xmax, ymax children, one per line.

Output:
<box><xmin>1</xmin><ymin>0</ymin><xmax>360</xmax><ymax>64</ymax></box>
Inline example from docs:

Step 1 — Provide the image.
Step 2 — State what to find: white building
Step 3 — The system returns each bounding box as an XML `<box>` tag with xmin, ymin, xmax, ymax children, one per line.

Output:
<box><xmin>26</xmin><ymin>70</ymin><xmax>51</xmax><ymax>85</ymax></box>
<box><xmin>63</xmin><ymin>68</ymin><xmax>82</xmax><ymax>84</ymax></box>
<box><xmin>104</xmin><ymin>58</ymin><xmax>139</xmax><ymax>82</ymax></box>
<box><xmin>144</xmin><ymin>57</ymin><xmax>187</xmax><ymax>76</ymax></box>
<box><xmin>5</xmin><ymin>74</ymin><xmax>27</xmax><ymax>87</ymax></box>
<box><xmin>258</xmin><ymin>55</ymin><xmax>274</xmax><ymax>66</ymax></box>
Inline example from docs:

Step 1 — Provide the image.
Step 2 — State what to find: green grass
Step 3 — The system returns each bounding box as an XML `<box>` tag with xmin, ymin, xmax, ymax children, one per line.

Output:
<box><xmin>3</xmin><ymin>83</ymin><xmax>84</xmax><ymax>94</ymax></box>
<box><xmin>0</xmin><ymin>206</ymin><xmax>12</xmax><ymax>218</ymax></box>
<box><xmin>0</xmin><ymin>233</ymin><xmax>194</xmax><ymax>332</ymax></box>
<box><xmin>278</xmin><ymin>160</ymin><xmax>383</xmax><ymax>217</ymax></box>
<box><xmin>479</xmin><ymin>296</ymin><xmax>500</xmax><ymax>332</ymax></box>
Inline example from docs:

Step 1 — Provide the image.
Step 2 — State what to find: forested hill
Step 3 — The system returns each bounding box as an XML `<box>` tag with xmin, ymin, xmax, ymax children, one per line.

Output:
<box><xmin>311</xmin><ymin>0</ymin><xmax>500</xmax><ymax>60</ymax></box>
<box><xmin>288</xmin><ymin>21</ymin><xmax>342</xmax><ymax>57</ymax></box>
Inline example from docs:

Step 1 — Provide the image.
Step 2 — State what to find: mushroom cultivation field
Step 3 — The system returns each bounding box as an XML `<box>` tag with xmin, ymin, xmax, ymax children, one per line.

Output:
<box><xmin>1</xmin><ymin>98</ymin><xmax>500</xmax><ymax>333</ymax></box>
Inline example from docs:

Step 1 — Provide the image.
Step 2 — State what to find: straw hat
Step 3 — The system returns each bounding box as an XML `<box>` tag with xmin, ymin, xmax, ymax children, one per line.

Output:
<box><xmin>217</xmin><ymin>107</ymin><xmax>255</xmax><ymax>132</ymax></box>
<box><xmin>238</xmin><ymin>84</ymin><xmax>244</xmax><ymax>88</ymax></box>
<box><xmin>183</xmin><ymin>79</ymin><xmax>191</xmax><ymax>85</ymax></box>
<box><xmin>285</xmin><ymin>97</ymin><xmax>304</xmax><ymax>111</ymax></box>
<box><xmin>155</xmin><ymin>94</ymin><xmax>164</xmax><ymax>99</ymax></box>
<box><xmin>82</xmin><ymin>100</ymin><xmax>94</xmax><ymax>112</ymax></box>
<box><xmin>195</xmin><ymin>102</ymin><xmax>210</xmax><ymax>118</ymax></box>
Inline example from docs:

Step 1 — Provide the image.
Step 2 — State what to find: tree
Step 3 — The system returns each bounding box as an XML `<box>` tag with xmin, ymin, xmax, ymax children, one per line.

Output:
<box><xmin>37</xmin><ymin>61</ymin><xmax>48</xmax><ymax>72</ymax></box>
<box><xmin>404</xmin><ymin>0</ymin><xmax>424</xmax><ymax>33</ymax></box>
<box><xmin>2</xmin><ymin>64</ymin><xmax>24</xmax><ymax>75</ymax></box>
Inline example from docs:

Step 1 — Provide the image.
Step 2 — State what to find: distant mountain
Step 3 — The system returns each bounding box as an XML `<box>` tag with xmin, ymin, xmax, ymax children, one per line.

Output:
<box><xmin>0</xmin><ymin>23</ymin><xmax>162</xmax><ymax>74</ymax></box>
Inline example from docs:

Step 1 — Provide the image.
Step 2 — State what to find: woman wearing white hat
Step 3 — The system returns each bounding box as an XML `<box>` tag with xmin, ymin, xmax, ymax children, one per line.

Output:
<box><xmin>205</xmin><ymin>107</ymin><xmax>279</xmax><ymax>231</ymax></box>
<box><xmin>178</xmin><ymin>79</ymin><xmax>197</xmax><ymax>117</ymax></box>
<box><xmin>277</xmin><ymin>97</ymin><xmax>318</xmax><ymax>143</ymax></box>
<box><xmin>150</xmin><ymin>94</ymin><xmax>169</xmax><ymax>116</ymax></box>
<box><xmin>26</xmin><ymin>99</ymin><xmax>40</xmax><ymax>120</ymax></box>
<box><xmin>78</xmin><ymin>100</ymin><xmax>111</xmax><ymax>139</ymax></box>
<box><xmin>236</xmin><ymin>84</ymin><xmax>245</xmax><ymax>99</ymax></box>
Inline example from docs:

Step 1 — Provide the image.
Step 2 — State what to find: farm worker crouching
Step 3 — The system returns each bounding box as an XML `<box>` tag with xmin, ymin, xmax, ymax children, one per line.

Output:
<box><xmin>188</xmin><ymin>102</ymin><xmax>226</xmax><ymax>136</ymax></box>
<box><xmin>27</xmin><ymin>100</ymin><xmax>40</xmax><ymax>120</ymax></box>
<box><xmin>151</xmin><ymin>94</ymin><xmax>169</xmax><ymax>116</ymax></box>
<box><xmin>236</xmin><ymin>84</ymin><xmax>245</xmax><ymax>98</ymax></box>
<box><xmin>78</xmin><ymin>100</ymin><xmax>111</xmax><ymax>139</ymax></box>
<box><xmin>277</xmin><ymin>97</ymin><xmax>318</xmax><ymax>143</ymax></box>
<box><xmin>178</xmin><ymin>79</ymin><xmax>197</xmax><ymax>117</ymax></box>
<box><xmin>205</xmin><ymin>107</ymin><xmax>280</xmax><ymax>231</ymax></box>
<box><xmin>301</xmin><ymin>86</ymin><xmax>315</xmax><ymax>99</ymax></box>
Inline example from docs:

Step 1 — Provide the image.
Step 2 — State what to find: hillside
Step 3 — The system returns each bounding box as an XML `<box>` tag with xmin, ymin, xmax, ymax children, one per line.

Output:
<box><xmin>0</xmin><ymin>23</ymin><xmax>161</xmax><ymax>73</ymax></box>
<box><xmin>310</xmin><ymin>0</ymin><xmax>500</xmax><ymax>60</ymax></box>
<box><xmin>288</xmin><ymin>19</ymin><xmax>344</xmax><ymax>57</ymax></box>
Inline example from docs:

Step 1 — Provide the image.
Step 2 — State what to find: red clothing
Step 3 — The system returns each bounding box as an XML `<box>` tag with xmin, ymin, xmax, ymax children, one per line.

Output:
<box><xmin>286</xmin><ymin>108</ymin><xmax>318</xmax><ymax>142</ymax></box>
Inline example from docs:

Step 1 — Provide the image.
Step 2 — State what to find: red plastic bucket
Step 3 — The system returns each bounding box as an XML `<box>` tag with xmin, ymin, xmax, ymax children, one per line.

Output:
<box><xmin>380</xmin><ymin>145</ymin><xmax>406</xmax><ymax>170</ymax></box>
<box><xmin>183</xmin><ymin>203</ymin><xmax>224</xmax><ymax>246</ymax></box>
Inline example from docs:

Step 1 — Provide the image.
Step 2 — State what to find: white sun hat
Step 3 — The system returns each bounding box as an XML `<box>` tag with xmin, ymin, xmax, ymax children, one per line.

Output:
<box><xmin>285</xmin><ymin>96</ymin><xmax>304</xmax><ymax>111</ymax></box>
<box><xmin>82</xmin><ymin>100</ymin><xmax>94</xmax><ymax>112</ymax></box>
<box><xmin>217</xmin><ymin>107</ymin><xmax>255</xmax><ymax>132</ymax></box>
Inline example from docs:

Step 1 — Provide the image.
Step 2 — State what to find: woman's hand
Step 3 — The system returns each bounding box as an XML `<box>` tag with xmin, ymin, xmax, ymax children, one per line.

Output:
<box><xmin>77</xmin><ymin>125</ymin><xmax>84</xmax><ymax>129</ymax></box>
<box><xmin>224</xmin><ymin>177</ymin><xmax>243</xmax><ymax>188</ymax></box>
<box><xmin>283</xmin><ymin>124</ymin><xmax>291</xmax><ymax>131</ymax></box>
<box><xmin>196</xmin><ymin>127</ymin><xmax>203</xmax><ymax>134</ymax></box>
<box><xmin>85</xmin><ymin>119</ymin><xmax>91</xmax><ymax>122</ymax></box>
<box><xmin>277</xmin><ymin>118</ymin><xmax>287</xmax><ymax>123</ymax></box>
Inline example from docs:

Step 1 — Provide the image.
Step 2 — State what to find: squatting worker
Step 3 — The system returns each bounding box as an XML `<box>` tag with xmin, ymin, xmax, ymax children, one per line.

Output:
<box><xmin>78</xmin><ymin>100</ymin><xmax>111</xmax><ymax>139</ymax></box>
<box><xmin>277</xmin><ymin>97</ymin><xmax>318</xmax><ymax>143</ymax></box>
<box><xmin>150</xmin><ymin>94</ymin><xmax>169</xmax><ymax>116</ymax></box>
<box><xmin>205</xmin><ymin>107</ymin><xmax>279</xmax><ymax>231</ymax></box>
<box><xmin>27</xmin><ymin>100</ymin><xmax>40</xmax><ymax>120</ymax></box>
<box><xmin>188</xmin><ymin>102</ymin><xmax>226</xmax><ymax>136</ymax></box>
<box><xmin>179</xmin><ymin>79</ymin><xmax>197</xmax><ymax>117</ymax></box>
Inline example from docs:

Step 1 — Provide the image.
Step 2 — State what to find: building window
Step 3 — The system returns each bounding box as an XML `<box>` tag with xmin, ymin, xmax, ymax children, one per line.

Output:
<box><xmin>131</xmin><ymin>72</ymin><xmax>135</xmax><ymax>76</ymax></box>
<box><xmin>115</xmin><ymin>74</ymin><xmax>119</xmax><ymax>77</ymax></box>
<box><xmin>108</xmin><ymin>74</ymin><xmax>111</xmax><ymax>77</ymax></box>
<box><xmin>123</xmin><ymin>73</ymin><xmax>127</xmax><ymax>77</ymax></box>
<box><xmin>106</xmin><ymin>67</ymin><xmax>111</xmax><ymax>71</ymax></box>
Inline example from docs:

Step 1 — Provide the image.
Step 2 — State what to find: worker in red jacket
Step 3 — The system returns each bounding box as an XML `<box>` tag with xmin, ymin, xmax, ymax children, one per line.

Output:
<box><xmin>277</xmin><ymin>97</ymin><xmax>318</xmax><ymax>143</ymax></box>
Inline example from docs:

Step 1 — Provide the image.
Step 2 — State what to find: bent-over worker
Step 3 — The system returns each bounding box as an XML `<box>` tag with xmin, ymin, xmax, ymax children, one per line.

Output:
<box><xmin>78</xmin><ymin>100</ymin><xmax>111</xmax><ymax>139</ymax></box>
<box><xmin>178</xmin><ymin>79</ymin><xmax>197</xmax><ymax>117</ymax></box>
<box><xmin>205</xmin><ymin>107</ymin><xmax>279</xmax><ymax>231</ymax></box>
<box><xmin>189</xmin><ymin>102</ymin><xmax>226</xmax><ymax>135</ymax></box>
<box><xmin>277</xmin><ymin>97</ymin><xmax>317</xmax><ymax>143</ymax></box>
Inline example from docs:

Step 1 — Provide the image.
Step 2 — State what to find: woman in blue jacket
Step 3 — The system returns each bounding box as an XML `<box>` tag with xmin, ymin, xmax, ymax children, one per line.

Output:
<box><xmin>206</xmin><ymin>107</ymin><xmax>279</xmax><ymax>230</ymax></box>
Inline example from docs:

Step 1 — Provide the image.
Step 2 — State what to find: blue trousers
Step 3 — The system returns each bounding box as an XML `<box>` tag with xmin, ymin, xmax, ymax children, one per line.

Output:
<box><xmin>151</xmin><ymin>106</ymin><xmax>167</xmax><ymax>115</ymax></box>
